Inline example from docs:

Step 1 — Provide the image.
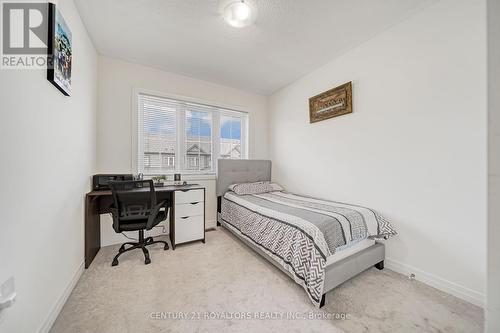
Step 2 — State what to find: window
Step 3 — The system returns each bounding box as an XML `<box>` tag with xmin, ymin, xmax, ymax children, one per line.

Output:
<box><xmin>137</xmin><ymin>93</ymin><xmax>248</xmax><ymax>175</ymax></box>
<box><xmin>185</xmin><ymin>107</ymin><xmax>212</xmax><ymax>172</ymax></box>
<box><xmin>138</xmin><ymin>95</ymin><xmax>177</xmax><ymax>175</ymax></box>
<box><xmin>220</xmin><ymin>114</ymin><xmax>242</xmax><ymax>159</ymax></box>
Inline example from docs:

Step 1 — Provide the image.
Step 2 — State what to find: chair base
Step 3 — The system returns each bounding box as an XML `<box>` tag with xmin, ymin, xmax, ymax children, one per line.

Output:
<box><xmin>112</xmin><ymin>230</ymin><xmax>169</xmax><ymax>266</ymax></box>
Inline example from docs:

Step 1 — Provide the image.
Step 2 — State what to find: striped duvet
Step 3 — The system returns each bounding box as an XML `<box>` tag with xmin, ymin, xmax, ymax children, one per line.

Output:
<box><xmin>219</xmin><ymin>190</ymin><xmax>396</xmax><ymax>307</ymax></box>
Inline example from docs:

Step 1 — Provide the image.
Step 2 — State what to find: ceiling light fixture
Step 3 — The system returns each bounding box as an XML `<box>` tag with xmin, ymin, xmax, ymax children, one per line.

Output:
<box><xmin>222</xmin><ymin>0</ymin><xmax>256</xmax><ymax>28</ymax></box>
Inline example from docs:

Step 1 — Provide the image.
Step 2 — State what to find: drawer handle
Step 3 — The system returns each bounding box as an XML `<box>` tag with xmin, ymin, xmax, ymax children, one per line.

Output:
<box><xmin>180</xmin><ymin>189</ymin><xmax>189</xmax><ymax>192</ymax></box>
<box><xmin>180</xmin><ymin>216</ymin><xmax>189</xmax><ymax>219</ymax></box>
<box><xmin>190</xmin><ymin>202</ymin><xmax>199</xmax><ymax>205</ymax></box>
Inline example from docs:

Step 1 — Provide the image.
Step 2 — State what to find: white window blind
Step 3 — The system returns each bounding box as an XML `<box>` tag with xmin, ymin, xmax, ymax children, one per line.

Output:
<box><xmin>138</xmin><ymin>94</ymin><xmax>178</xmax><ymax>174</ymax></box>
<box><xmin>137</xmin><ymin>93</ymin><xmax>248</xmax><ymax>175</ymax></box>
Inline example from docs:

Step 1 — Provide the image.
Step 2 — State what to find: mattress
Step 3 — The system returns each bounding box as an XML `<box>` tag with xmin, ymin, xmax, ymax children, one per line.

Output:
<box><xmin>326</xmin><ymin>239</ymin><xmax>376</xmax><ymax>266</ymax></box>
<box><xmin>223</xmin><ymin>191</ymin><xmax>396</xmax><ymax>254</ymax></box>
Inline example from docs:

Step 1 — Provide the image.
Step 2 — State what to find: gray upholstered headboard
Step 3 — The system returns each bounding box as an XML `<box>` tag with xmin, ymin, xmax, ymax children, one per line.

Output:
<box><xmin>216</xmin><ymin>159</ymin><xmax>272</xmax><ymax>197</ymax></box>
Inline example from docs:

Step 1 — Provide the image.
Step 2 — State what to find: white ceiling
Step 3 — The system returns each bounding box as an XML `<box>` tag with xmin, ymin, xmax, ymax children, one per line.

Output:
<box><xmin>75</xmin><ymin>0</ymin><xmax>434</xmax><ymax>95</ymax></box>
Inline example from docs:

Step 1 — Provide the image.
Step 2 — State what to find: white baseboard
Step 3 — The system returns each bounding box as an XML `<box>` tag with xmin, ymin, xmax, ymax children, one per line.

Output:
<box><xmin>385</xmin><ymin>258</ymin><xmax>485</xmax><ymax>308</ymax></box>
<box><xmin>38</xmin><ymin>261</ymin><xmax>84</xmax><ymax>333</ymax></box>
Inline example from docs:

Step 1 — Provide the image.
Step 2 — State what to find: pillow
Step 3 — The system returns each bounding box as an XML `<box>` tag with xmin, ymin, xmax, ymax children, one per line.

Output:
<box><xmin>228</xmin><ymin>181</ymin><xmax>283</xmax><ymax>195</ymax></box>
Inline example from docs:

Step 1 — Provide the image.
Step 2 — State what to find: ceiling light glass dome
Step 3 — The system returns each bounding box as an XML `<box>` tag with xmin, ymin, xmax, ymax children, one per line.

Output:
<box><xmin>223</xmin><ymin>0</ymin><xmax>255</xmax><ymax>28</ymax></box>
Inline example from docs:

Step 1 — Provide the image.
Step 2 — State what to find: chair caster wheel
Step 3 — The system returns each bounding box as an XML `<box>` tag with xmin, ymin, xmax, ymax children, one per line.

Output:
<box><xmin>145</xmin><ymin>258</ymin><xmax>151</xmax><ymax>265</ymax></box>
<box><xmin>112</xmin><ymin>259</ymin><xmax>118</xmax><ymax>266</ymax></box>
<box><xmin>164</xmin><ymin>244</ymin><xmax>169</xmax><ymax>250</ymax></box>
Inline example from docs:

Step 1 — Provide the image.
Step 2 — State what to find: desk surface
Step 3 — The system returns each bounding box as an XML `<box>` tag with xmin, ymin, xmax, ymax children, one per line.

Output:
<box><xmin>87</xmin><ymin>184</ymin><xmax>204</xmax><ymax>197</ymax></box>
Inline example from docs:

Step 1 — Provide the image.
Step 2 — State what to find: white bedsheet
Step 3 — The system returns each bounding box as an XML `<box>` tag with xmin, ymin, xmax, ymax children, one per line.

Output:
<box><xmin>326</xmin><ymin>239</ymin><xmax>376</xmax><ymax>266</ymax></box>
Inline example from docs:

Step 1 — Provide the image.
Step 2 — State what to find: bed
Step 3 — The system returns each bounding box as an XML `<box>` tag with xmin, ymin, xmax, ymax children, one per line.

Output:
<box><xmin>216</xmin><ymin>159</ymin><xmax>396</xmax><ymax>307</ymax></box>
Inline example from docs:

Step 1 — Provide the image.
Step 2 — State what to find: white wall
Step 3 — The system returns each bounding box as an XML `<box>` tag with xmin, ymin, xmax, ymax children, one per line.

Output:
<box><xmin>0</xmin><ymin>1</ymin><xmax>98</xmax><ymax>332</ymax></box>
<box><xmin>268</xmin><ymin>0</ymin><xmax>487</xmax><ymax>306</ymax></box>
<box><xmin>487</xmin><ymin>0</ymin><xmax>500</xmax><ymax>330</ymax></box>
<box><xmin>97</xmin><ymin>56</ymin><xmax>269</xmax><ymax>245</ymax></box>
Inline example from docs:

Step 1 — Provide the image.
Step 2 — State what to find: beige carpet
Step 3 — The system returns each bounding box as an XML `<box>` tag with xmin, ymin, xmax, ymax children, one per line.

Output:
<box><xmin>51</xmin><ymin>229</ymin><xmax>483</xmax><ymax>333</ymax></box>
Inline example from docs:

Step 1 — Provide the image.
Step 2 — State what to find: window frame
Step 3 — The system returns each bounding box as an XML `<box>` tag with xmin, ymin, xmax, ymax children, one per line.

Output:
<box><xmin>132</xmin><ymin>89</ymin><xmax>249</xmax><ymax>176</ymax></box>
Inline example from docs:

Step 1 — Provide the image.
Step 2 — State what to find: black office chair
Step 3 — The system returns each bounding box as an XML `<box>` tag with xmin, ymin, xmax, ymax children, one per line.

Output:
<box><xmin>109</xmin><ymin>180</ymin><xmax>169</xmax><ymax>266</ymax></box>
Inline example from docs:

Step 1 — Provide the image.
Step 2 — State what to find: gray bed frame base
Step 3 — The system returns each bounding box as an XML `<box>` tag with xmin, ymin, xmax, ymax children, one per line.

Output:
<box><xmin>216</xmin><ymin>159</ymin><xmax>385</xmax><ymax>307</ymax></box>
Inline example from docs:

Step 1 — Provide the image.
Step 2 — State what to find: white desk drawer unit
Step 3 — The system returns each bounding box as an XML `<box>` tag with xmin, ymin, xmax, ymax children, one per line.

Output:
<box><xmin>174</xmin><ymin>216</ymin><xmax>204</xmax><ymax>244</ymax></box>
<box><xmin>170</xmin><ymin>187</ymin><xmax>205</xmax><ymax>249</ymax></box>
<box><xmin>175</xmin><ymin>189</ymin><xmax>204</xmax><ymax>204</ymax></box>
<box><xmin>175</xmin><ymin>201</ymin><xmax>204</xmax><ymax>217</ymax></box>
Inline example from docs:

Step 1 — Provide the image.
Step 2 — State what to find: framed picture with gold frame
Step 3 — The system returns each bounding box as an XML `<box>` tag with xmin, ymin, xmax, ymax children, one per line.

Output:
<box><xmin>309</xmin><ymin>82</ymin><xmax>352</xmax><ymax>123</ymax></box>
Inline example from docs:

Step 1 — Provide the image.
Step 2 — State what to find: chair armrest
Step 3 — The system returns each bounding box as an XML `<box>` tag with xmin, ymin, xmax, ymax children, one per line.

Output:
<box><xmin>109</xmin><ymin>206</ymin><xmax>121</xmax><ymax>233</ymax></box>
<box><xmin>146</xmin><ymin>201</ymin><xmax>166</xmax><ymax>230</ymax></box>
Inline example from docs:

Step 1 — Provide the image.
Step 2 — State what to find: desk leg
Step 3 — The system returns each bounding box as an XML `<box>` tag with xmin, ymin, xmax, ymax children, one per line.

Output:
<box><xmin>217</xmin><ymin>196</ymin><xmax>221</xmax><ymax>227</ymax></box>
<box><xmin>85</xmin><ymin>195</ymin><xmax>101</xmax><ymax>268</ymax></box>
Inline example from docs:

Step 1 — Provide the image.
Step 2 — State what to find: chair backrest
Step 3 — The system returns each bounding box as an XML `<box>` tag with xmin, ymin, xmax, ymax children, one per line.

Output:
<box><xmin>109</xmin><ymin>180</ymin><xmax>156</xmax><ymax>223</ymax></box>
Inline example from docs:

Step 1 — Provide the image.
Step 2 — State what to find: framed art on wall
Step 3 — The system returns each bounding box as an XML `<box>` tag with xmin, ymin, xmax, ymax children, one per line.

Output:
<box><xmin>47</xmin><ymin>3</ymin><xmax>72</xmax><ymax>96</ymax></box>
<box><xmin>309</xmin><ymin>81</ymin><xmax>352</xmax><ymax>123</ymax></box>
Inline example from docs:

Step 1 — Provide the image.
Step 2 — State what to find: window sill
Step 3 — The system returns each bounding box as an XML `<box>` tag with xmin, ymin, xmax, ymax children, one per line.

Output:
<box><xmin>143</xmin><ymin>173</ymin><xmax>216</xmax><ymax>181</ymax></box>
<box><xmin>181</xmin><ymin>174</ymin><xmax>216</xmax><ymax>181</ymax></box>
